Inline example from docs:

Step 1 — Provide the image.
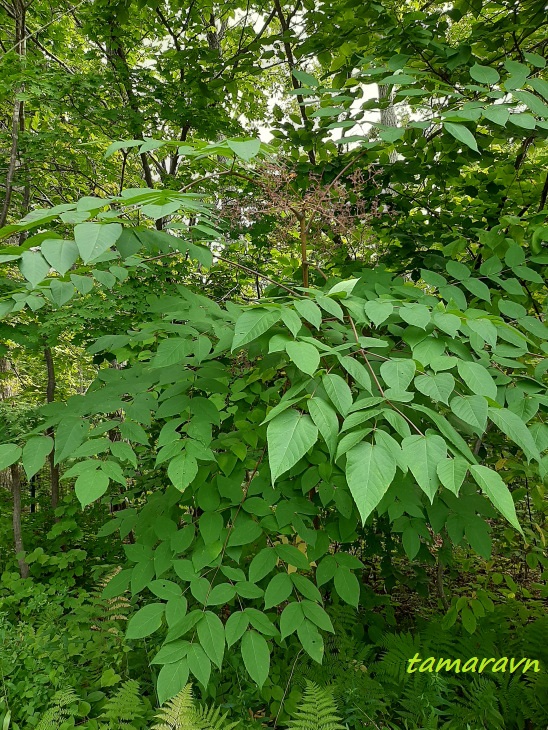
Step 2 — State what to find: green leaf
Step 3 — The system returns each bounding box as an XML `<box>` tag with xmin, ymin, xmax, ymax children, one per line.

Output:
<box><xmin>433</xmin><ymin>312</ymin><xmax>461</xmax><ymax>337</ymax></box>
<box><xmin>0</xmin><ymin>444</ymin><xmax>21</xmax><ymax>471</ymax></box>
<box><xmin>301</xmin><ymin>601</ymin><xmax>334</xmax><ymax>633</ymax></box>
<box><xmin>470</xmin><ymin>64</ymin><xmax>500</xmax><ymax>84</ymax></box>
<box><xmin>346</xmin><ymin>443</ymin><xmax>396</xmax><ymax>523</ymax></box>
<box><xmin>151</xmin><ymin>640</ymin><xmax>190</xmax><ymax>665</ymax></box>
<box><xmin>286</xmin><ymin>341</ymin><xmax>320</xmax><ymax>375</ymax></box>
<box><xmin>249</xmin><ymin>547</ymin><xmax>277</xmax><ymax>584</ymax></box>
<box><xmin>280</xmin><ymin>308</ymin><xmax>302</xmax><ymax>337</ymax></box>
<box><xmin>294</xmin><ymin>299</ymin><xmax>322</xmax><ymax>329</ymax></box>
<box><xmin>75</xmin><ymin>469</ymin><xmax>109</xmax><ymax>507</ymax></box>
<box><xmin>197</xmin><ymin>611</ymin><xmax>225</xmax><ymax>668</ymax></box>
<box><xmin>436</xmin><ymin>457</ymin><xmax>468</xmax><ymax>495</ymax></box>
<box><xmin>225</xmin><ymin>612</ymin><xmax>249</xmax><ymax>647</ymax></box>
<box><xmin>187</xmin><ymin>644</ymin><xmax>211</xmax><ymax>687</ymax></box>
<box><xmin>19</xmin><ymin>251</ymin><xmax>50</xmax><ymax>287</ymax></box>
<box><xmin>338</xmin><ymin>355</ymin><xmax>372</xmax><ymax>392</ymax></box>
<box><xmin>110</xmin><ymin>441</ymin><xmax>137</xmax><ymax>467</ymax></box>
<box><xmin>322</xmin><ymin>374</ymin><xmax>353</xmax><ymax>416</ymax></box>
<box><xmin>50</xmin><ymin>280</ymin><xmax>76</xmax><ymax>306</ymax></box>
<box><xmin>364</xmin><ymin>300</ymin><xmax>393</xmax><ymax>326</ymax></box>
<box><xmin>450</xmin><ymin>395</ymin><xmax>488</xmax><ymax>434</ymax></box>
<box><xmin>104</xmin><ymin>139</ymin><xmax>142</xmax><ymax>159</ymax></box>
<box><xmin>232</xmin><ymin>309</ymin><xmax>280</xmax><ymax>350</ymax></box>
<box><xmin>457</xmin><ymin>360</ymin><xmax>497</xmax><ymax>400</ymax></box>
<box><xmin>443</xmin><ymin>122</ymin><xmax>478</xmax><ymax>152</ymax></box>
<box><xmin>402</xmin><ymin>527</ymin><xmax>420</xmax><ymax>559</ymax></box>
<box><xmin>411</xmin><ymin>404</ymin><xmax>477</xmax><ymax>464</ymax></box>
<box><xmin>280</xmin><ymin>602</ymin><xmax>305</xmax><ymax>639</ymax></box>
<box><xmin>41</xmin><ymin>239</ymin><xmax>79</xmax><ymax>275</ymax></box>
<box><xmin>267</xmin><ymin>409</ymin><xmax>318</xmax><ymax>484</ymax></box>
<box><xmin>70</xmin><ymin>274</ymin><xmax>93</xmax><ymax>294</ymax></box>
<box><xmin>74</xmin><ymin>223</ymin><xmax>123</xmax><ymax>264</ymax></box>
<box><xmin>54</xmin><ymin>417</ymin><xmax>89</xmax><ymax>464</ymax></box>
<box><xmin>310</xmin><ymin>106</ymin><xmax>341</xmax><ymax>118</ymax></box>
<box><xmin>156</xmin><ymin>660</ymin><xmax>189</xmax><ymax>706</ymax></box>
<box><xmin>487</xmin><ymin>408</ymin><xmax>541</xmax><ymax>462</ymax></box>
<box><xmin>152</xmin><ymin>338</ymin><xmax>192</xmax><ymax>368</ymax></box>
<box><xmin>264</xmin><ymin>572</ymin><xmax>293</xmax><ymax>609</ymax></box>
<box><xmin>101</xmin><ymin>569</ymin><xmax>131</xmax><ymax>599</ymax></box>
<box><xmin>334</xmin><ymin>566</ymin><xmax>359</xmax><ymax>607</ymax></box>
<box><xmin>482</xmin><ymin>105</ymin><xmax>510</xmax><ymax>126</ymax></box>
<box><xmin>307</xmin><ymin>397</ymin><xmax>339</xmax><ymax>459</ymax></box>
<box><xmin>399</xmin><ymin>304</ymin><xmax>431</xmax><ymax>329</ymax></box>
<box><xmin>414</xmin><ymin>373</ymin><xmax>454</xmax><ymax>405</ymax></box>
<box><xmin>148</xmin><ymin>580</ymin><xmax>183</xmax><ymax>601</ymax></box>
<box><xmin>381</xmin><ymin>359</ymin><xmax>416</xmax><ymax>391</ymax></box>
<box><xmin>226</xmin><ymin>138</ymin><xmax>261</xmax><ymax>161</ymax></box>
<box><xmin>462</xmin><ymin>278</ymin><xmax>491</xmax><ymax>302</ymax></box>
<box><xmin>126</xmin><ymin>603</ymin><xmax>165</xmax><ymax>639</ymax></box>
<box><xmin>167</xmin><ymin>453</ymin><xmax>198</xmax><ymax>492</ymax></box>
<box><xmin>292</xmin><ymin>69</ymin><xmax>319</xmax><ymax>87</ymax></box>
<box><xmin>469</xmin><ymin>465</ymin><xmax>522</xmax><ymax>534</ymax></box>
<box><xmin>22</xmin><ymin>436</ymin><xmax>53</xmax><ymax>480</ymax></box>
<box><xmin>241</xmin><ymin>631</ymin><xmax>270</xmax><ymax>687</ymax></box>
<box><xmin>275</xmin><ymin>544</ymin><xmax>310</xmax><ymax>570</ymax></box>
<box><xmin>446</xmin><ymin>260</ymin><xmax>470</xmax><ymax>280</ymax></box>
<box><xmin>297</xmin><ymin>620</ymin><xmax>324</xmax><ymax>663</ymax></box>
<box><xmin>402</xmin><ymin>434</ymin><xmax>447</xmax><ymax>502</ymax></box>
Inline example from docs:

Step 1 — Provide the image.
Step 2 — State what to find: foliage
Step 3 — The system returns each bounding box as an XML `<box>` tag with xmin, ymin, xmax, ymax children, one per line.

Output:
<box><xmin>0</xmin><ymin>0</ymin><xmax>546</xmax><ymax>727</ymax></box>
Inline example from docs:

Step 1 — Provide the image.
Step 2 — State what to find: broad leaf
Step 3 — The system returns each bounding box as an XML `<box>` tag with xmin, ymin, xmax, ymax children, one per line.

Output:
<box><xmin>0</xmin><ymin>444</ymin><xmax>21</xmax><ymax>471</ymax></box>
<box><xmin>488</xmin><ymin>408</ymin><xmax>541</xmax><ymax>462</ymax></box>
<box><xmin>232</xmin><ymin>309</ymin><xmax>280</xmax><ymax>350</ymax></box>
<box><xmin>307</xmin><ymin>397</ymin><xmax>339</xmax><ymax>459</ymax></box>
<box><xmin>241</xmin><ymin>631</ymin><xmax>269</xmax><ymax>687</ymax></box>
<box><xmin>450</xmin><ymin>395</ymin><xmax>488</xmax><ymax>434</ymax></box>
<box><xmin>41</xmin><ymin>239</ymin><xmax>79</xmax><ymax>275</ymax></box>
<box><xmin>322</xmin><ymin>374</ymin><xmax>353</xmax><ymax>416</ymax></box>
<box><xmin>469</xmin><ymin>465</ymin><xmax>523</xmax><ymax>534</ymax></box>
<box><xmin>436</xmin><ymin>457</ymin><xmax>468</xmax><ymax>495</ymax></box>
<box><xmin>75</xmin><ymin>469</ymin><xmax>109</xmax><ymax>507</ymax></box>
<box><xmin>267</xmin><ymin>409</ymin><xmax>318</xmax><ymax>483</ymax></box>
<box><xmin>457</xmin><ymin>360</ymin><xmax>498</xmax><ymax>400</ymax></box>
<box><xmin>126</xmin><ymin>603</ymin><xmax>165</xmax><ymax>639</ymax></box>
<box><xmin>443</xmin><ymin>122</ymin><xmax>478</xmax><ymax>152</ymax></box>
<box><xmin>74</xmin><ymin>223</ymin><xmax>123</xmax><ymax>264</ymax></box>
<box><xmin>346</xmin><ymin>442</ymin><xmax>396</xmax><ymax>523</ymax></box>
<box><xmin>402</xmin><ymin>434</ymin><xmax>447</xmax><ymax>501</ymax></box>
<box><xmin>19</xmin><ymin>251</ymin><xmax>50</xmax><ymax>287</ymax></box>
<box><xmin>286</xmin><ymin>341</ymin><xmax>320</xmax><ymax>375</ymax></box>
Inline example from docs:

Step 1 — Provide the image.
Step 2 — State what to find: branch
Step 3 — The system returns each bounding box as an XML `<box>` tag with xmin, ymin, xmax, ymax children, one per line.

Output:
<box><xmin>142</xmin><ymin>249</ymin><xmax>300</xmax><ymax>296</ymax></box>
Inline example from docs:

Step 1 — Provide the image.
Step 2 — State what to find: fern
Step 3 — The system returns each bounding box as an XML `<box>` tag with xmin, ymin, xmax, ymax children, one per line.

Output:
<box><xmin>35</xmin><ymin>688</ymin><xmax>79</xmax><ymax>730</ymax></box>
<box><xmin>152</xmin><ymin>684</ymin><xmax>238</xmax><ymax>730</ymax></box>
<box><xmin>287</xmin><ymin>681</ymin><xmax>345</xmax><ymax>730</ymax></box>
<box><xmin>99</xmin><ymin>679</ymin><xmax>145</xmax><ymax>728</ymax></box>
<box><xmin>194</xmin><ymin>703</ymin><xmax>240</xmax><ymax>730</ymax></box>
<box><xmin>152</xmin><ymin>685</ymin><xmax>195</xmax><ymax>730</ymax></box>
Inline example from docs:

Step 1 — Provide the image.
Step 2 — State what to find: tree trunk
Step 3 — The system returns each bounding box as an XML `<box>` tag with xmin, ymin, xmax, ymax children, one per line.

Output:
<box><xmin>44</xmin><ymin>347</ymin><xmax>60</xmax><ymax>510</ymax></box>
<box><xmin>0</xmin><ymin>358</ymin><xmax>14</xmax><ymax>491</ymax></box>
<box><xmin>0</xmin><ymin>0</ymin><xmax>26</xmax><ymax>228</ymax></box>
<box><xmin>379</xmin><ymin>84</ymin><xmax>398</xmax><ymax>165</ymax></box>
<box><xmin>11</xmin><ymin>463</ymin><xmax>29</xmax><ymax>579</ymax></box>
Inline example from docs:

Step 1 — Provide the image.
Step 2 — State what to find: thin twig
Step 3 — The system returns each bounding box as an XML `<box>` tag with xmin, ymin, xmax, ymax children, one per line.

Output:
<box><xmin>348</xmin><ymin>315</ymin><xmax>424</xmax><ymax>435</ymax></box>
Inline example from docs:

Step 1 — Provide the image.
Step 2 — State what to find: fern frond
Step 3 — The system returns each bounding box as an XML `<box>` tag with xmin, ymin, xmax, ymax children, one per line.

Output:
<box><xmin>195</xmin><ymin>703</ymin><xmax>240</xmax><ymax>730</ymax></box>
<box><xmin>152</xmin><ymin>684</ymin><xmax>195</xmax><ymax>730</ymax></box>
<box><xmin>288</xmin><ymin>681</ymin><xmax>344</xmax><ymax>730</ymax></box>
<box><xmin>36</xmin><ymin>688</ymin><xmax>79</xmax><ymax>730</ymax></box>
<box><xmin>100</xmin><ymin>679</ymin><xmax>144</xmax><ymax>728</ymax></box>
